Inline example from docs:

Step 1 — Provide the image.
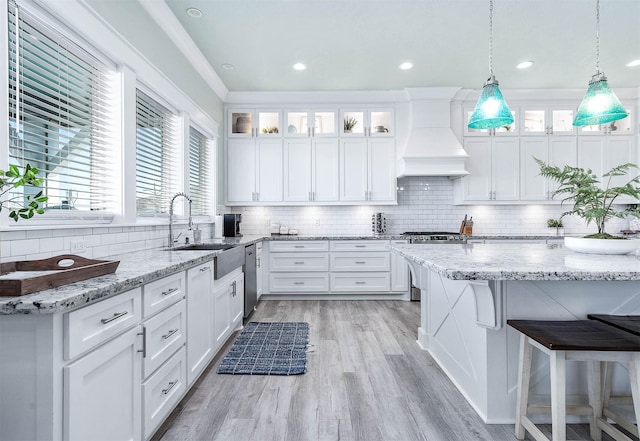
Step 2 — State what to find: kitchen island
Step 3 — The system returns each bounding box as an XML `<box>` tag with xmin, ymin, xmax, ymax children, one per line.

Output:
<box><xmin>389</xmin><ymin>241</ymin><xmax>640</xmax><ymax>423</ymax></box>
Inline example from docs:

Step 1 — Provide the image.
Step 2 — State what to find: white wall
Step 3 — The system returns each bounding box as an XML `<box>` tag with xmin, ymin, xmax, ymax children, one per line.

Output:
<box><xmin>229</xmin><ymin>176</ymin><xmax>630</xmax><ymax>237</ymax></box>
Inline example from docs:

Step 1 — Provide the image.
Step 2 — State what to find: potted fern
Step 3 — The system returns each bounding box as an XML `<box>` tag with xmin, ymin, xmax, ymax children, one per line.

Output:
<box><xmin>536</xmin><ymin>158</ymin><xmax>640</xmax><ymax>254</ymax></box>
<box><xmin>0</xmin><ymin>164</ymin><xmax>48</xmax><ymax>221</ymax></box>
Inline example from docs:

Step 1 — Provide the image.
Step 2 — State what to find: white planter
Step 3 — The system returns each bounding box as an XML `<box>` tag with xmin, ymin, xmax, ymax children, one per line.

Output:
<box><xmin>564</xmin><ymin>236</ymin><xmax>640</xmax><ymax>255</ymax></box>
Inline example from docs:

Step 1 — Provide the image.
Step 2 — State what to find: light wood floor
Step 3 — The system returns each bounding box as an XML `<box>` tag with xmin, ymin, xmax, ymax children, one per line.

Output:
<box><xmin>153</xmin><ymin>300</ymin><xmax>612</xmax><ymax>441</ymax></box>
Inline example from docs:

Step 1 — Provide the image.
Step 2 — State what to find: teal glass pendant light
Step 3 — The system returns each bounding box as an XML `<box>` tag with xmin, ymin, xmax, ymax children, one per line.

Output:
<box><xmin>468</xmin><ymin>0</ymin><xmax>514</xmax><ymax>130</ymax></box>
<box><xmin>573</xmin><ymin>0</ymin><xmax>628</xmax><ymax>127</ymax></box>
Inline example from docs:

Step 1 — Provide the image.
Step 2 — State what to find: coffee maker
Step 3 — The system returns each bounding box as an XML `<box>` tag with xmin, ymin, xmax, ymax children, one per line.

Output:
<box><xmin>223</xmin><ymin>214</ymin><xmax>242</xmax><ymax>237</ymax></box>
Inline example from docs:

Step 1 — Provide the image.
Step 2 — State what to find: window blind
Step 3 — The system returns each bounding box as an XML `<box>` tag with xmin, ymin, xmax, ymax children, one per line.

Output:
<box><xmin>188</xmin><ymin>127</ymin><xmax>213</xmax><ymax>216</ymax></box>
<box><xmin>7</xmin><ymin>1</ymin><xmax>116</xmax><ymax>215</ymax></box>
<box><xmin>136</xmin><ymin>90</ymin><xmax>179</xmax><ymax>214</ymax></box>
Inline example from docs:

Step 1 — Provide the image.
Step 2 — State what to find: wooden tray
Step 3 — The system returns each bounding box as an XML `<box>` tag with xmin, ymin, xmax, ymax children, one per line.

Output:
<box><xmin>0</xmin><ymin>254</ymin><xmax>120</xmax><ymax>297</ymax></box>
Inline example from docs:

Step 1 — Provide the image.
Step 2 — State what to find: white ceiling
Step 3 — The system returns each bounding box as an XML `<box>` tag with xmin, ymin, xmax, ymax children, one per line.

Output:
<box><xmin>161</xmin><ymin>0</ymin><xmax>640</xmax><ymax>93</ymax></box>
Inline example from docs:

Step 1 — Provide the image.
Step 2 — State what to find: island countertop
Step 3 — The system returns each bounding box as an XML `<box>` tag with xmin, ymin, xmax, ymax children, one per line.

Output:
<box><xmin>389</xmin><ymin>242</ymin><xmax>640</xmax><ymax>281</ymax></box>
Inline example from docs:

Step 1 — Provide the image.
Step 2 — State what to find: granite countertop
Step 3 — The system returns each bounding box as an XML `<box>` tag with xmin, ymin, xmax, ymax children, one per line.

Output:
<box><xmin>389</xmin><ymin>242</ymin><xmax>640</xmax><ymax>281</ymax></box>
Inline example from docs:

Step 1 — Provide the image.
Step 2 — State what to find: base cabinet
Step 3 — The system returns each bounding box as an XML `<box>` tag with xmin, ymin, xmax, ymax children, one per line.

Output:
<box><xmin>64</xmin><ymin>326</ymin><xmax>142</xmax><ymax>441</ymax></box>
<box><xmin>214</xmin><ymin>269</ymin><xmax>245</xmax><ymax>351</ymax></box>
<box><xmin>186</xmin><ymin>262</ymin><xmax>215</xmax><ymax>386</ymax></box>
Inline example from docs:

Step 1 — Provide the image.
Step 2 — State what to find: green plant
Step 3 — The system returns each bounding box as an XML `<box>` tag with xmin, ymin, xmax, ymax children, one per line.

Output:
<box><xmin>0</xmin><ymin>164</ymin><xmax>48</xmax><ymax>221</ymax></box>
<box><xmin>343</xmin><ymin>116</ymin><xmax>358</xmax><ymax>131</ymax></box>
<box><xmin>546</xmin><ymin>218</ymin><xmax>563</xmax><ymax>228</ymax></box>
<box><xmin>261</xmin><ymin>126</ymin><xmax>278</xmax><ymax>134</ymax></box>
<box><xmin>536</xmin><ymin>158</ymin><xmax>640</xmax><ymax>239</ymax></box>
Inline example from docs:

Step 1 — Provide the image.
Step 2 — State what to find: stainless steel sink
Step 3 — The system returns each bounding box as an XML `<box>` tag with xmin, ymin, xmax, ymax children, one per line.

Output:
<box><xmin>171</xmin><ymin>243</ymin><xmax>245</xmax><ymax>280</ymax></box>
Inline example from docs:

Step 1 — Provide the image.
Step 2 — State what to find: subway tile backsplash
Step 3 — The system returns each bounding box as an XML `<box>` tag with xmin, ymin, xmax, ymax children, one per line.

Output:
<box><xmin>0</xmin><ymin>176</ymin><xmax>632</xmax><ymax>262</ymax></box>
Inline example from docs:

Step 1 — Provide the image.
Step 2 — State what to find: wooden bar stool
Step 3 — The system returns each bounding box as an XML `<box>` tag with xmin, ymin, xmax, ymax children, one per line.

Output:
<box><xmin>588</xmin><ymin>314</ymin><xmax>640</xmax><ymax>440</ymax></box>
<box><xmin>508</xmin><ymin>319</ymin><xmax>640</xmax><ymax>441</ymax></box>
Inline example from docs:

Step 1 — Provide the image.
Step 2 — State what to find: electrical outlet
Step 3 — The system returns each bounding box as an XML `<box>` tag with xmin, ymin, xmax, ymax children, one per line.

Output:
<box><xmin>70</xmin><ymin>240</ymin><xmax>86</xmax><ymax>253</ymax></box>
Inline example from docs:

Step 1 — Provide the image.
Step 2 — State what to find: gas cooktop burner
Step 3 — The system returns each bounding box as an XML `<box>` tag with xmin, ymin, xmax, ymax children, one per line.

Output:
<box><xmin>401</xmin><ymin>231</ymin><xmax>467</xmax><ymax>244</ymax></box>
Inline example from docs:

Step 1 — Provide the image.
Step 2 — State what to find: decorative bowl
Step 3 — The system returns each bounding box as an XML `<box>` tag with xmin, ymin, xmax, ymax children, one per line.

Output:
<box><xmin>564</xmin><ymin>236</ymin><xmax>640</xmax><ymax>255</ymax></box>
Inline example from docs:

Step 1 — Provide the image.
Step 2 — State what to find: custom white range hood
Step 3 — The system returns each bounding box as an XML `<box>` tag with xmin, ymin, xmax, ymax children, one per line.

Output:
<box><xmin>398</xmin><ymin>88</ymin><xmax>469</xmax><ymax>177</ymax></box>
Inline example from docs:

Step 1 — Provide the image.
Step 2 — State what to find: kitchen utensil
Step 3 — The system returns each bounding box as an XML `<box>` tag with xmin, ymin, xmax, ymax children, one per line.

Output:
<box><xmin>371</xmin><ymin>212</ymin><xmax>386</xmax><ymax>235</ymax></box>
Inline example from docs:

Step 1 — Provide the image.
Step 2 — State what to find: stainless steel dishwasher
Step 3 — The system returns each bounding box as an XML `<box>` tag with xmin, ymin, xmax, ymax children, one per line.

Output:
<box><xmin>244</xmin><ymin>244</ymin><xmax>258</xmax><ymax>320</ymax></box>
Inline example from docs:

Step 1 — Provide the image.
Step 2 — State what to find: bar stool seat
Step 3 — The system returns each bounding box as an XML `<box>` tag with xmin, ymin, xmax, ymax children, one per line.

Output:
<box><xmin>588</xmin><ymin>314</ymin><xmax>640</xmax><ymax>439</ymax></box>
<box><xmin>508</xmin><ymin>319</ymin><xmax>640</xmax><ymax>441</ymax></box>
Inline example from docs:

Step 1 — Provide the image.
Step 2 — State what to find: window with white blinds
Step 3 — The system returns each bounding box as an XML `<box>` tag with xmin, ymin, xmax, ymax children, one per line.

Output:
<box><xmin>136</xmin><ymin>90</ymin><xmax>179</xmax><ymax>215</ymax></box>
<box><xmin>188</xmin><ymin>127</ymin><xmax>213</xmax><ymax>216</ymax></box>
<box><xmin>7</xmin><ymin>2</ymin><xmax>117</xmax><ymax>216</ymax></box>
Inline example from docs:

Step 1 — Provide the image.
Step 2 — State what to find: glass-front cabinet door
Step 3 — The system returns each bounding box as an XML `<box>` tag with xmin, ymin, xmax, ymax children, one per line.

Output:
<box><xmin>340</xmin><ymin>109</ymin><xmax>393</xmax><ymax>136</ymax></box>
<box><xmin>521</xmin><ymin>107</ymin><xmax>575</xmax><ymax>135</ymax></box>
<box><xmin>228</xmin><ymin>109</ymin><xmax>281</xmax><ymax>137</ymax></box>
<box><xmin>285</xmin><ymin>110</ymin><xmax>337</xmax><ymax>137</ymax></box>
<box><xmin>578</xmin><ymin>104</ymin><xmax>633</xmax><ymax>135</ymax></box>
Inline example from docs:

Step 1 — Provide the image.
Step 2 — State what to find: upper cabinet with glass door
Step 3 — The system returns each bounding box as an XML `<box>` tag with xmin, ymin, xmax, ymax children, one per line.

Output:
<box><xmin>577</xmin><ymin>103</ymin><xmax>634</xmax><ymax>136</ymax></box>
<box><xmin>463</xmin><ymin>107</ymin><xmax>518</xmax><ymax>136</ymax></box>
<box><xmin>340</xmin><ymin>109</ymin><xmax>394</xmax><ymax>137</ymax></box>
<box><xmin>284</xmin><ymin>110</ymin><xmax>337</xmax><ymax>137</ymax></box>
<box><xmin>228</xmin><ymin>109</ymin><xmax>282</xmax><ymax>138</ymax></box>
<box><xmin>521</xmin><ymin>106</ymin><xmax>576</xmax><ymax>136</ymax></box>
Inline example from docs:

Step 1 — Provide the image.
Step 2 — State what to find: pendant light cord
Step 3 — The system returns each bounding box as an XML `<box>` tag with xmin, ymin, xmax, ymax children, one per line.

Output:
<box><xmin>595</xmin><ymin>0</ymin><xmax>600</xmax><ymax>74</ymax></box>
<box><xmin>489</xmin><ymin>0</ymin><xmax>494</xmax><ymax>77</ymax></box>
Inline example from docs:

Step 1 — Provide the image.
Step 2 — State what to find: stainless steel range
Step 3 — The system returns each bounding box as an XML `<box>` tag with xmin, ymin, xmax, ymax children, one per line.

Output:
<box><xmin>401</xmin><ymin>232</ymin><xmax>467</xmax><ymax>300</ymax></box>
<box><xmin>401</xmin><ymin>231</ymin><xmax>467</xmax><ymax>244</ymax></box>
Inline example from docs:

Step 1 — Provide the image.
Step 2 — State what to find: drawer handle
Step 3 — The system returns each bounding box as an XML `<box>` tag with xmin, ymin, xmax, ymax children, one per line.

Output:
<box><xmin>162</xmin><ymin>328</ymin><xmax>179</xmax><ymax>340</ymax></box>
<box><xmin>199</xmin><ymin>266</ymin><xmax>211</xmax><ymax>272</ymax></box>
<box><xmin>161</xmin><ymin>287</ymin><xmax>179</xmax><ymax>296</ymax></box>
<box><xmin>162</xmin><ymin>380</ymin><xmax>179</xmax><ymax>395</ymax></box>
<box><xmin>101</xmin><ymin>311</ymin><xmax>128</xmax><ymax>324</ymax></box>
<box><xmin>294</xmin><ymin>281</ymin><xmax>305</xmax><ymax>285</ymax></box>
<box><xmin>355</xmin><ymin>281</ymin><xmax>366</xmax><ymax>285</ymax></box>
<box><xmin>294</xmin><ymin>245</ymin><xmax>305</xmax><ymax>248</ymax></box>
<box><xmin>294</xmin><ymin>261</ymin><xmax>305</xmax><ymax>264</ymax></box>
<box><xmin>355</xmin><ymin>245</ymin><xmax>366</xmax><ymax>248</ymax></box>
<box><xmin>355</xmin><ymin>261</ymin><xmax>366</xmax><ymax>264</ymax></box>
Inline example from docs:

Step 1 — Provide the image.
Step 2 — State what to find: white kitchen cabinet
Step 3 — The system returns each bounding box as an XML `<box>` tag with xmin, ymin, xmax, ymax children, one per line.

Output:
<box><xmin>520</xmin><ymin>106</ymin><xmax>576</xmax><ymax>136</ymax></box>
<box><xmin>390</xmin><ymin>239</ymin><xmax>410</xmax><ymax>292</ymax></box>
<box><xmin>339</xmin><ymin>137</ymin><xmax>396</xmax><ymax>203</ymax></box>
<box><xmin>186</xmin><ymin>262</ymin><xmax>214</xmax><ymax>386</ymax></box>
<box><xmin>578</xmin><ymin>135</ymin><xmax>637</xmax><ymax>202</ymax></box>
<box><xmin>227</xmin><ymin>137</ymin><xmax>283</xmax><ymax>204</ymax></box>
<box><xmin>141</xmin><ymin>299</ymin><xmax>186</xmax><ymax>379</ymax></box>
<box><xmin>214</xmin><ymin>268</ymin><xmax>244</xmax><ymax>350</ymax></box>
<box><xmin>463</xmin><ymin>106</ymin><xmax>518</xmax><ymax>136</ymax></box>
<box><xmin>64</xmin><ymin>326</ymin><xmax>142</xmax><ymax>441</ymax></box>
<box><xmin>460</xmin><ymin>137</ymin><xmax>519</xmax><ymax>202</ymax></box>
<box><xmin>340</xmin><ymin>108</ymin><xmax>394</xmax><ymax>136</ymax></box>
<box><xmin>283</xmin><ymin>137</ymin><xmax>339</xmax><ymax>202</ymax></box>
<box><xmin>284</xmin><ymin>109</ymin><xmax>337</xmax><ymax>137</ymax></box>
<box><xmin>228</xmin><ymin>108</ymin><xmax>282</xmax><ymax>137</ymax></box>
<box><xmin>520</xmin><ymin>136</ymin><xmax>577</xmax><ymax>201</ymax></box>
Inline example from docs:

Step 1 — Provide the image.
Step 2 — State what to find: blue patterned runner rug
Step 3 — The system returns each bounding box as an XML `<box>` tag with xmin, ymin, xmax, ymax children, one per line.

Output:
<box><xmin>216</xmin><ymin>321</ymin><xmax>309</xmax><ymax>375</ymax></box>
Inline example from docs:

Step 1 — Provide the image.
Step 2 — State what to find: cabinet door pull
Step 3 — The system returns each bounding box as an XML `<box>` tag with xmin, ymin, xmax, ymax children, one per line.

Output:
<box><xmin>294</xmin><ymin>245</ymin><xmax>304</xmax><ymax>248</ymax></box>
<box><xmin>162</xmin><ymin>328</ymin><xmax>179</xmax><ymax>340</ymax></box>
<box><xmin>257</xmin><ymin>257</ymin><xmax>261</xmax><ymax>268</ymax></box>
<box><xmin>199</xmin><ymin>266</ymin><xmax>211</xmax><ymax>272</ymax></box>
<box><xmin>137</xmin><ymin>327</ymin><xmax>147</xmax><ymax>358</ymax></box>
<box><xmin>355</xmin><ymin>281</ymin><xmax>366</xmax><ymax>285</ymax></box>
<box><xmin>355</xmin><ymin>261</ymin><xmax>366</xmax><ymax>264</ymax></box>
<box><xmin>294</xmin><ymin>261</ymin><xmax>305</xmax><ymax>264</ymax></box>
<box><xmin>355</xmin><ymin>245</ymin><xmax>366</xmax><ymax>248</ymax></box>
<box><xmin>294</xmin><ymin>281</ymin><xmax>305</xmax><ymax>285</ymax></box>
<box><xmin>231</xmin><ymin>280</ymin><xmax>237</xmax><ymax>296</ymax></box>
<box><xmin>162</xmin><ymin>380</ymin><xmax>179</xmax><ymax>395</ymax></box>
<box><xmin>101</xmin><ymin>311</ymin><xmax>128</xmax><ymax>324</ymax></box>
<box><xmin>161</xmin><ymin>287</ymin><xmax>179</xmax><ymax>296</ymax></box>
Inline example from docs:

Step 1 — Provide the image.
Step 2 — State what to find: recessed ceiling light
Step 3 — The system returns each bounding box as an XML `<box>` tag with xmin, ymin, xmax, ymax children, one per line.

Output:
<box><xmin>626</xmin><ymin>59</ymin><xmax>640</xmax><ymax>67</ymax></box>
<box><xmin>516</xmin><ymin>60</ymin><xmax>535</xmax><ymax>69</ymax></box>
<box><xmin>186</xmin><ymin>8</ymin><xmax>202</xmax><ymax>18</ymax></box>
<box><xmin>399</xmin><ymin>62</ymin><xmax>414</xmax><ymax>70</ymax></box>
<box><xmin>292</xmin><ymin>63</ymin><xmax>306</xmax><ymax>71</ymax></box>
<box><xmin>221</xmin><ymin>63</ymin><xmax>234</xmax><ymax>70</ymax></box>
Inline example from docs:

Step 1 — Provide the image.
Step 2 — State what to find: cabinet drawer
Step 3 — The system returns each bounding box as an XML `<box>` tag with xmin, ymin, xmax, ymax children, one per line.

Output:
<box><xmin>143</xmin><ymin>272</ymin><xmax>185</xmax><ymax>318</ymax></box>
<box><xmin>269</xmin><ymin>240</ymin><xmax>329</xmax><ymax>252</ymax></box>
<box><xmin>142</xmin><ymin>346</ymin><xmax>186</xmax><ymax>440</ymax></box>
<box><xmin>269</xmin><ymin>252</ymin><xmax>329</xmax><ymax>272</ymax></box>
<box><xmin>330</xmin><ymin>252</ymin><xmax>390</xmax><ymax>272</ymax></box>
<box><xmin>330</xmin><ymin>240</ymin><xmax>389</xmax><ymax>251</ymax></box>
<box><xmin>330</xmin><ymin>273</ymin><xmax>390</xmax><ymax>292</ymax></box>
<box><xmin>143</xmin><ymin>299</ymin><xmax>186</xmax><ymax>379</ymax></box>
<box><xmin>269</xmin><ymin>273</ymin><xmax>329</xmax><ymax>292</ymax></box>
<box><xmin>65</xmin><ymin>288</ymin><xmax>142</xmax><ymax>360</ymax></box>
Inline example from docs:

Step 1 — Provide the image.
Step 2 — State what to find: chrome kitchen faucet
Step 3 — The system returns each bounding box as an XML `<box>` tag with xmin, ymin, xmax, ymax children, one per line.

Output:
<box><xmin>168</xmin><ymin>192</ymin><xmax>193</xmax><ymax>247</ymax></box>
